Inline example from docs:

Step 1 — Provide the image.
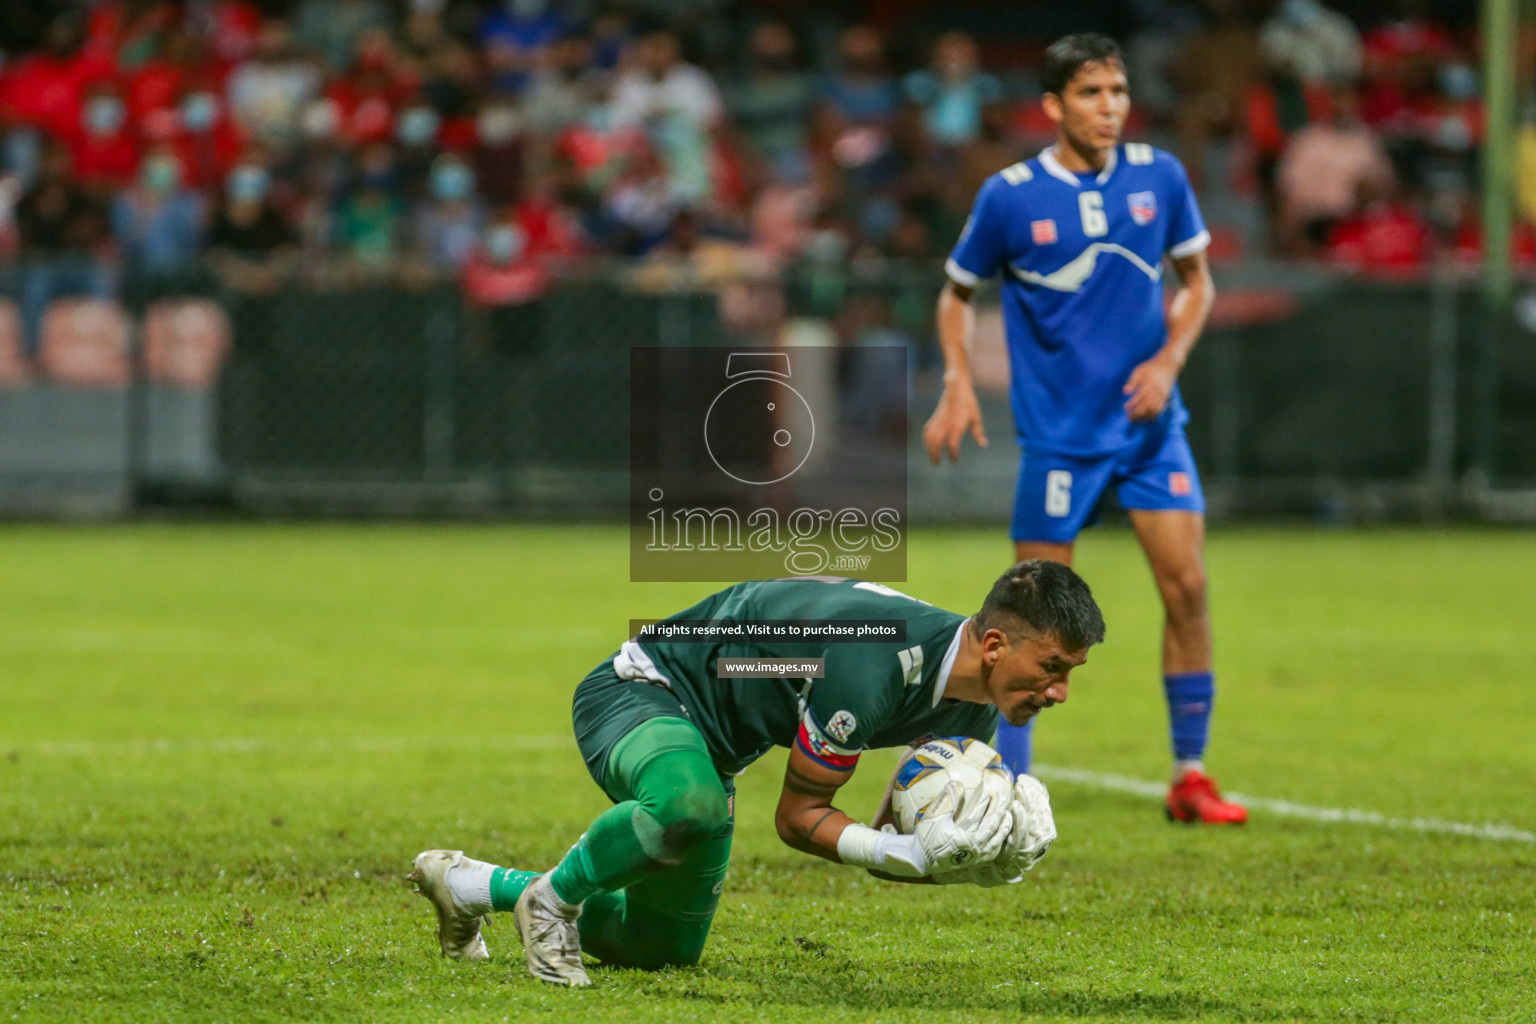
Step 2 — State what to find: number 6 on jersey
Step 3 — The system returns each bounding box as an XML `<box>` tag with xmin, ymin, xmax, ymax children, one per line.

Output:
<box><xmin>1078</xmin><ymin>192</ymin><xmax>1107</xmax><ymax>237</ymax></box>
<box><xmin>1045</xmin><ymin>470</ymin><xmax>1073</xmax><ymax>517</ymax></box>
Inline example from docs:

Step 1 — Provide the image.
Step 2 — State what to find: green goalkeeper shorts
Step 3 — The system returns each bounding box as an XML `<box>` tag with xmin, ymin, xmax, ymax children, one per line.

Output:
<box><xmin>571</xmin><ymin>653</ymin><xmax>736</xmax><ymax>802</ymax></box>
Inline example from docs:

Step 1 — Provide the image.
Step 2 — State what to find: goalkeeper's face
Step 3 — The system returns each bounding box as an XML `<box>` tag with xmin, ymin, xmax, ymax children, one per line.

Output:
<box><xmin>985</xmin><ymin>631</ymin><xmax>1086</xmax><ymax>727</ymax></box>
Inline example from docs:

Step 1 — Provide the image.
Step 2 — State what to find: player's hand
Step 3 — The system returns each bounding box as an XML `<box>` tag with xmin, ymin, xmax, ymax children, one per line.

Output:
<box><xmin>935</xmin><ymin>775</ymin><xmax>1057</xmax><ymax>886</ymax></box>
<box><xmin>916</xmin><ymin>778</ymin><xmax>1011</xmax><ymax>875</ymax></box>
<box><xmin>1006</xmin><ymin>774</ymin><xmax>1057</xmax><ymax>872</ymax></box>
<box><xmin>873</xmin><ymin>824</ymin><xmax>931</xmax><ymax>877</ymax></box>
<box><xmin>923</xmin><ymin>381</ymin><xmax>988</xmax><ymax>464</ymax></box>
<box><xmin>1123</xmin><ymin>353</ymin><xmax>1180</xmax><ymax>421</ymax></box>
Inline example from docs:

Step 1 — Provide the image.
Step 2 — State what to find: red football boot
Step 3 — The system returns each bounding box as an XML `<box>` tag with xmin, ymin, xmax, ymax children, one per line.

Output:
<box><xmin>1165</xmin><ymin>769</ymin><xmax>1248</xmax><ymax>824</ymax></box>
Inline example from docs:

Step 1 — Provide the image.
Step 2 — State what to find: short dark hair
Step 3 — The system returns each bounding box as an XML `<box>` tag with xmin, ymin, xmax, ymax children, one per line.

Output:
<box><xmin>1041</xmin><ymin>33</ymin><xmax>1124</xmax><ymax>97</ymax></box>
<box><xmin>973</xmin><ymin>559</ymin><xmax>1106</xmax><ymax>651</ymax></box>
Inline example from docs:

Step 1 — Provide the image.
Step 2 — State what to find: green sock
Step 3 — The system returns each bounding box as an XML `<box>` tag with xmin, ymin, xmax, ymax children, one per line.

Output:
<box><xmin>547</xmin><ymin>800</ymin><xmax>662</xmax><ymax>905</ymax></box>
<box><xmin>493</xmin><ymin>794</ymin><xmax>689</xmax><ymax>911</ymax></box>
<box><xmin>488</xmin><ymin>868</ymin><xmax>541</xmax><ymax>913</ymax></box>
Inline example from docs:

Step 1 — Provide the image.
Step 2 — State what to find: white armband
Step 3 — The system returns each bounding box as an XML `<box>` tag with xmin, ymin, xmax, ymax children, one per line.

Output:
<box><xmin>836</xmin><ymin>823</ymin><xmax>928</xmax><ymax>877</ymax></box>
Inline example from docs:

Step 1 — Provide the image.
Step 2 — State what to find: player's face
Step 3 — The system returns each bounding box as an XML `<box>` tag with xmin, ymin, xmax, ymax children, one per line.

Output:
<box><xmin>984</xmin><ymin>630</ymin><xmax>1087</xmax><ymax>727</ymax></box>
<box><xmin>1046</xmin><ymin>60</ymin><xmax>1129</xmax><ymax>154</ymax></box>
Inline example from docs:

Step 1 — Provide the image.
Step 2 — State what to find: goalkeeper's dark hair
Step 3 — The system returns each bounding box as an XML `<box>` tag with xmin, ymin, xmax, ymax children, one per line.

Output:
<box><xmin>973</xmin><ymin>559</ymin><xmax>1106</xmax><ymax>651</ymax></box>
<box><xmin>1041</xmin><ymin>33</ymin><xmax>1124</xmax><ymax>97</ymax></box>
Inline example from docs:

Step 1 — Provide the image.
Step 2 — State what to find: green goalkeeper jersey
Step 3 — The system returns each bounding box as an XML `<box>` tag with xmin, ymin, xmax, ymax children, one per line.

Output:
<box><xmin>623</xmin><ymin>577</ymin><xmax>997</xmax><ymax>775</ymax></box>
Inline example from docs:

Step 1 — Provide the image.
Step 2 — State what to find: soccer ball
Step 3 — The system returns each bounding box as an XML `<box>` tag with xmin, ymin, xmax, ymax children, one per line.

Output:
<box><xmin>891</xmin><ymin>737</ymin><xmax>1014</xmax><ymax>834</ymax></box>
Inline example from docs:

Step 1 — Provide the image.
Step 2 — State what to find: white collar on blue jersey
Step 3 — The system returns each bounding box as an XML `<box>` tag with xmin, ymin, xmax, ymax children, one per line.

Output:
<box><xmin>1039</xmin><ymin>144</ymin><xmax>1118</xmax><ymax>188</ymax></box>
<box><xmin>932</xmin><ymin>619</ymin><xmax>969</xmax><ymax>707</ymax></box>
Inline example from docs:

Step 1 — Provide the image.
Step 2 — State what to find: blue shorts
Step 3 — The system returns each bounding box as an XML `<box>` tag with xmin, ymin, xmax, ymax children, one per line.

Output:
<box><xmin>1011</xmin><ymin>426</ymin><xmax>1205</xmax><ymax>544</ymax></box>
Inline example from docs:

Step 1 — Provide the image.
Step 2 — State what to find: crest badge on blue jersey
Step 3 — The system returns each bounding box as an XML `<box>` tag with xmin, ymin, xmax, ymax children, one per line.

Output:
<box><xmin>1128</xmin><ymin>191</ymin><xmax>1157</xmax><ymax>226</ymax></box>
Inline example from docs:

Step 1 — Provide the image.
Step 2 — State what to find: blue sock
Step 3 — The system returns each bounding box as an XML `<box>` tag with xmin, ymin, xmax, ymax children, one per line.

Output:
<box><xmin>994</xmin><ymin>717</ymin><xmax>1035</xmax><ymax>777</ymax></box>
<box><xmin>1164</xmin><ymin>671</ymin><xmax>1215</xmax><ymax>762</ymax></box>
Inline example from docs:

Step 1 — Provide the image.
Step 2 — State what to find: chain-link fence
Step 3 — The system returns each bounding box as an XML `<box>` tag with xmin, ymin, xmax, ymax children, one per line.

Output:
<box><xmin>1</xmin><ymin>254</ymin><xmax>1533</xmax><ymax>521</ymax></box>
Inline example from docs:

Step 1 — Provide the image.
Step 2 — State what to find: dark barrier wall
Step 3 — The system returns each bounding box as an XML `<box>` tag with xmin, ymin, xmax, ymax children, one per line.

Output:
<box><xmin>216</xmin><ymin>279</ymin><xmax>1531</xmax><ymax>485</ymax></box>
<box><xmin>2</xmin><ymin>263</ymin><xmax>1534</xmax><ymax>517</ymax></box>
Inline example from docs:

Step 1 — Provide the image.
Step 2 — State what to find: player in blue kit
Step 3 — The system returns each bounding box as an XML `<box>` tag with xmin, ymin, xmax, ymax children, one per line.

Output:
<box><xmin>922</xmin><ymin>33</ymin><xmax>1245</xmax><ymax>824</ymax></box>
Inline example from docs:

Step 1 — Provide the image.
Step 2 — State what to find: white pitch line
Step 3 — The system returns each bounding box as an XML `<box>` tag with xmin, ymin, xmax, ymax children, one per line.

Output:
<box><xmin>8</xmin><ymin>737</ymin><xmax>1531</xmax><ymax>844</ymax></box>
<box><xmin>1033</xmin><ymin>763</ymin><xmax>1536</xmax><ymax>844</ymax></box>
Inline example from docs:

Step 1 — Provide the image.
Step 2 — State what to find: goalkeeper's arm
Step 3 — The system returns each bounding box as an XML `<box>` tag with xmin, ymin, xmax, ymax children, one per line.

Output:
<box><xmin>773</xmin><ymin>744</ymin><xmax>872</xmax><ymax>861</ymax></box>
<box><xmin>776</xmin><ymin>745</ymin><xmax>1011</xmax><ymax>883</ymax></box>
<box><xmin>774</xmin><ymin>745</ymin><xmax>933</xmax><ymax>879</ymax></box>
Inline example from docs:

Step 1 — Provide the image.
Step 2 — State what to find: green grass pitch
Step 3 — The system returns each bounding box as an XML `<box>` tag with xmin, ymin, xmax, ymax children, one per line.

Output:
<box><xmin>2</xmin><ymin>524</ymin><xmax>1532</xmax><ymax>1023</ymax></box>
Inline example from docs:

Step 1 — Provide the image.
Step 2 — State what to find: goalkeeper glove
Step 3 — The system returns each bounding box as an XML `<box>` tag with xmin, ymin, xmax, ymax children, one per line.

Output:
<box><xmin>938</xmin><ymin>774</ymin><xmax>1057</xmax><ymax>887</ymax></box>
<box><xmin>838</xmin><ymin>777</ymin><xmax>1012</xmax><ymax>877</ymax></box>
<box><xmin>919</xmin><ymin>776</ymin><xmax>1012</xmax><ymax>875</ymax></box>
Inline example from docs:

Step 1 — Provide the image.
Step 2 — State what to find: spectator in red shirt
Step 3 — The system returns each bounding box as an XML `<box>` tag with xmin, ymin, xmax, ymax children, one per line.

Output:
<box><xmin>0</xmin><ymin>14</ymin><xmax>116</xmax><ymax>140</ymax></box>
<box><xmin>1359</xmin><ymin>17</ymin><xmax>1455</xmax><ymax>131</ymax></box>
<box><xmin>70</xmin><ymin>82</ymin><xmax>141</xmax><ymax>190</ymax></box>
<box><xmin>325</xmin><ymin>29</ymin><xmax>417</xmax><ymax>148</ymax></box>
<box><xmin>190</xmin><ymin>0</ymin><xmax>264</xmax><ymax>67</ymax></box>
<box><xmin>1326</xmin><ymin>181</ymin><xmax>1430</xmax><ymax>275</ymax></box>
<box><xmin>462</xmin><ymin>215</ymin><xmax>550</xmax><ymax>308</ymax></box>
<box><xmin>127</xmin><ymin>28</ymin><xmax>209</xmax><ymax>126</ymax></box>
<box><xmin>152</xmin><ymin>70</ymin><xmax>247</xmax><ymax>192</ymax></box>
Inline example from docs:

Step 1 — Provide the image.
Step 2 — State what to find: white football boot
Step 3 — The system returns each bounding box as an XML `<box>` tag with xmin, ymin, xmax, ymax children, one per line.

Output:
<box><xmin>406</xmin><ymin>849</ymin><xmax>490</xmax><ymax>961</ymax></box>
<box><xmin>513</xmin><ymin>874</ymin><xmax>591</xmax><ymax>987</ymax></box>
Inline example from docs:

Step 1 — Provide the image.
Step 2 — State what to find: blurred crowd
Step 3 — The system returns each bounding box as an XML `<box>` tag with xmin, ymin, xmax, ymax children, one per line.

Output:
<box><xmin>0</xmin><ymin>0</ymin><xmax>1506</xmax><ymax>355</ymax></box>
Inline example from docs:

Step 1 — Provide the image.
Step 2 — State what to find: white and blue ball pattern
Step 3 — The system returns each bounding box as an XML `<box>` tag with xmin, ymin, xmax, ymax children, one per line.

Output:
<box><xmin>891</xmin><ymin>736</ymin><xmax>1013</xmax><ymax>834</ymax></box>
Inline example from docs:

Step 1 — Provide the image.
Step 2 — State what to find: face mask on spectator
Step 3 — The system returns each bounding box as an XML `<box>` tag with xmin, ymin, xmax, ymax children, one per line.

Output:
<box><xmin>143</xmin><ymin>157</ymin><xmax>181</xmax><ymax>193</ymax></box>
<box><xmin>1439</xmin><ymin>64</ymin><xmax>1477</xmax><ymax>103</ymax></box>
<box><xmin>5</xmin><ymin>129</ymin><xmax>40</xmax><ymax>184</ymax></box>
<box><xmin>227</xmin><ymin>165</ymin><xmax>270</xmax><ymax>202</ymax></box>
<box><xmin>1434</xmin><ymin>114</ymin><xmax>1472</xmax><ymax>151</ymax></box>
<box><xmin>805</xmin><ymin>229</ymin><xmax>848</xmax><ymax>262</ymax></box>
<box><xmin>1278</xmin><ymin>0</ymin><xmax>1322</xmax><ymax>26</ymax></box>
<box><xmin>302</xmin><ymin>99</ymin><xmax>342</xmax><ymax>140</ymax></box>
<box><xmin>397</xmin><ymin>106</ymin><xmax>441</xmax><ymax>147</ymax></box>
<box><xmin>84</xmin><ymin>97</ymin><xmax>125</xmax><ymax>136</ymax></box>
<box><xmin>181</xmin><ymin>92</ymin><xmax>219</xmax><ymax>132</ymax></box>
<box><xmin>485</xmin><ymin>223</ymin><xmax>526</xmax><ymax>264</ymax></box>
<box><xmin>477</xmin><ymin>107</ymin><xmax>521</xmax><ymax>146</ymax></box>
<box><xmin>431</xmin><ymin>161</ymin><xmax>474</xmax><ymax>202</ymax></box>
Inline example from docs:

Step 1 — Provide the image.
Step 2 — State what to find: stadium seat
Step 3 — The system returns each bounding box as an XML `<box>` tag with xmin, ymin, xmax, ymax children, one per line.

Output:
<box><xmin>0</xmin><ymin>299</ymin><xmax>29</xmax><ymax>387</ymax></box>
<box><xmin>38</xmin><ymin>298</ymin><xmax>130</xmax><ymax>388</ymax></box>
<box><xmin>144</xmin><ymin>299</ymin><xmax>233</xmax><ymax>389</ymax></box>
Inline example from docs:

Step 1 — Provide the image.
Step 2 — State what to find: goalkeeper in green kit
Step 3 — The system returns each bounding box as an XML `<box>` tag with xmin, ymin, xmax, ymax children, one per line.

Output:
<box><xmin>407</xmin><ymin>561</ymin><xmax>1104</xmax><ymax>986</ymax></box>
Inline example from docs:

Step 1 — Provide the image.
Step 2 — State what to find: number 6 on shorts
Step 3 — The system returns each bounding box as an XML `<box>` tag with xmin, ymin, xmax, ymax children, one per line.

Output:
<box><xmin>1045</xmin><ymin>470</ymin><xmax>1073</xmax><ymax>517</ymax></box>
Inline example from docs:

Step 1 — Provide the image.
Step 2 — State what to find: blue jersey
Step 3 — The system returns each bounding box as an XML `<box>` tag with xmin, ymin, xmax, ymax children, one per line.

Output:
<box><xmin>946</xmin><ymin>143</ymin><xmax>1209</xmax><ymax>456</ymax></box>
